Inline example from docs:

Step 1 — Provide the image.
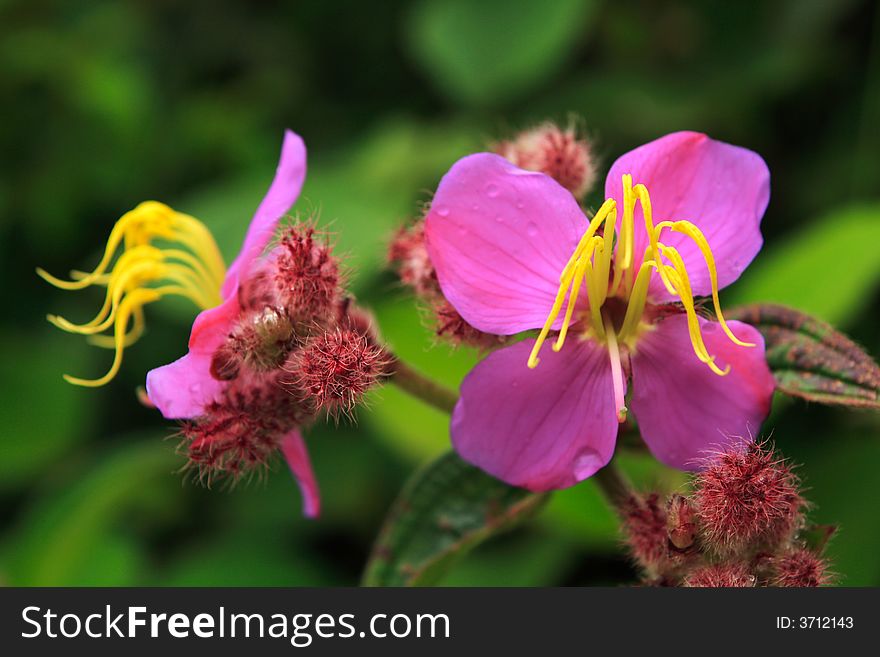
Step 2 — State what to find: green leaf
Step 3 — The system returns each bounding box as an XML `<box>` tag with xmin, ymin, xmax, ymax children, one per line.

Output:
<box><xmin>362</xmin><ymin>451</ymin><xmax>548</xmax><ymax>586</ymax></box>
<box><xmin>0</xmin><ymin>330</ymin><xmax>96</xmax><ymax>489</ymax></box>
<box><xmin>407</xmin><ymin>0</ymin><xmax>596</xmax><ymax>106</ymax></box>
<box><xmin>2</xmin><ymin>436</ymin><xmax>177</xmax><ymax>585</ymax></box>
<box><xmin>729</xmin><ymin>204</ymin><xmax>880</xmax><ymax>327</ymax></box>
<box><xmin>729</xmin><ymin>304</ymin><xmax>880</xmax><ymax>409</ymax></box>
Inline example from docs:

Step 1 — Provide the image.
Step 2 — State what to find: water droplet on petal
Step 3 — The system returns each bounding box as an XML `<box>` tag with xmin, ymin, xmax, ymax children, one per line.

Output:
<box><xmin>526</xmin><ymin>221</ymin><xmax>539</xmax><ymax>237</ymax></box>
<box><xmin>472</xmin><ymin>203</ymin><xmax>480</xmax><ymax>212</ymax></box>
<box><xmin>494</xmin><ymin>214</ymin><xmax>504</xmax><ymax>223</ymax></box>
<box><xmin>486</xmin><ymin>183</ymin><xmax>500</xmax><ymax>198</ymax></box>
<box><xmin>574</xmin><ymin>448</ymin><xmax>603</xmax><ymax>479</ymax></box>
<box><xmin>436</xmin><ymin>206</ymin><xmax>450</xmax><ymax>217</ymax></box>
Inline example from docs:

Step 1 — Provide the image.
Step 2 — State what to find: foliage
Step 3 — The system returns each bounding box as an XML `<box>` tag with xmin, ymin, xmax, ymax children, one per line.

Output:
<box><xmin>1</xmin><ymin>0</ymin><xmax>879</xmax><ymax>586</ymax></box>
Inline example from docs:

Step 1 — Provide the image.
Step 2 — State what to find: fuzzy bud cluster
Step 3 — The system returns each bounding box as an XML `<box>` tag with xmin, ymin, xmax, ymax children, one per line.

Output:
<box><xmin>184</xmin><ymin>222</ymin><xmax>388</xmax><ymax>483</ymax></box>
<box><xmin>287</xmin><ymin>327</ymin><xmax>392</xmax><ymax>419</ymax></box>
<box><xmin>619</xmin><ymin>443</ymin><xmax>833</xmax><ymax>587</ymax></box>
<box><xmin>388</xmin><ymin>221</ymin><xmax>506</xmax><ymax>349</ymax></box>
<box><xmin>493</xmin><ymin>121</ymin><xmax>597</xmax><ymax>198</ymax></box>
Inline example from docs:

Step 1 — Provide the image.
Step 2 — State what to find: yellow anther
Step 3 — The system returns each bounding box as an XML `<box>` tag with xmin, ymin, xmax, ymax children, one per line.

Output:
<box><xmin>529</xmin><ymin>174</ymin><xmax>749</xmax><ymax>379</ymax></box>
<box><xmin>617</xmin><ymin>260</ymin><xmax>659</xmax><ymax>344</ymax></box>
<box><xmin>528</xmin><ymin>265</ymin><xmax>578</xmax><ymax>368</ymax></box>
<box><xmin>39</xmin><ymin>202</ymin><xmax>227</xmax><ymax>387</ymax></box>
<box><xmin>553</xmin><ymin>254</ymin><xmax>589</xmax><ymax>352</ymax></box>
<box><xmin>62</xmin><ymin>287</ymin><xmax>162</xmax><ymax>387</ymax></box>
<box><xmin>665</xmin><ymin>220</ymin><xmax>754</xmax><ymax>348</ymax></box>
<box><xmin>658</xmin><ymin>244</ymin><xmax>729</xmax><ymax>376</ymax></box>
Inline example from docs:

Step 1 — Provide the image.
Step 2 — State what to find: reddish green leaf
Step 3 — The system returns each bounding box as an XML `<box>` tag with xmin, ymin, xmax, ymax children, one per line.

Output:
<box><xmin>362</xmin><ymin>451</ymin><xmax>548</xmax><ymax>586</ymax></box>
<box><xmin>729</xmin><ymin>304</ymin><xmax>880</xmax><ymax>409</ymax></box>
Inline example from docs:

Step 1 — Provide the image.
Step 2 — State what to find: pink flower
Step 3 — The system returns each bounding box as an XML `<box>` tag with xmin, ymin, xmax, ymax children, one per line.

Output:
<box><xmin>146</xmin><ymin>130</ymin><xmax>320</xmax><ymax>517</ymax></box>
<box><xmin>424</xmin><ymin>131</ymin><xmax>776</xmax><ymax>491</ymax></box>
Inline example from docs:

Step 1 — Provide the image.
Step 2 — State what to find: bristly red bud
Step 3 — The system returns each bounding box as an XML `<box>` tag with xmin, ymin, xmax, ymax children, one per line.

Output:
<box><xmin>493</xmin><ymin>121</ymin><xmax>597</xmax><ymax>198</ymax></box>
<box><xmin>683</xmin><ymin>563</ymin><xmax>756</xmax><ymax>588</ymax></box>
<box><xmin>667</xmin><ymin>494</ymin><xmax>699</xmax><ymax>553</ymax></box>
<box><xmin>693</xmin><ymin>442</ymin><xmax>806</xmax><ymax>555</ymax></box>
<box><xmin>210</xmin><ymin>343</ymin><xmax>242</xmax><ymax>381</ymax></box>
<box><xmin>181</xmin><ymin>373</ymin><xmax>314</xmax><ymax>485</ymax></box>
<box><xmin>288</xmin><ymin>328</ymin><xmax>392</xmax><ymax>418</ymax></box>
<box><xmin>210</xmin><ymin>307</ymin><xmax>295</xmax><ymax>381</ymax></box>
<box><xmin>237</xmin><ymin>268</ymin><xmax>279</xmax><ymax>313</ymax></box>
<box><xmin>434</xmin><ymin>298</ymin><xmax>507</xmax><ymax>350</ymax></box>
<box><xmin>388</xmin><ymin>221</ymin><xmax>438</xmax><ymax>298</ymax></box>
<box><xmin>274</xmin><ymin>224</ymin><xmax>341</xmax><ymax>330</ymax></box>
<box><xmin>621</xmin><ymin>494</ymin><xmax>669</xmax><ymax>573</ymax></box>
<box><xmin>770</xmin><ymin>549</ymin><xmax>832</xmax><ymax>587</ymax></box>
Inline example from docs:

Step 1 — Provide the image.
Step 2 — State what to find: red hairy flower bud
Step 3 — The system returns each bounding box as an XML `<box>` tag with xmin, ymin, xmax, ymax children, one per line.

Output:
<box><xmin>771</xmin><ymin>549</ymin><xmax>831</xmax><ymax>587</ymax></box>
<box><xmin>274</xmin><ymin>224</ymin><xmax>341</xmax><ymax>330</ymax></box>
<box><xmin>494</xmin><ymin>122</ymin><xmax>597</xmax><ymax>198</ymax></box>
<box><xmin>693</xmin><ymin>443</ymin><xmax>805</xmax><ymax>555</ymax></box>
<box><xmin>621</xmin><ymin>493</ymin><xmax>669</xmax><ymax>573</ymax></box>
<box><xmin>288</xmin><ymin>328</ymin><xmax>392</xmax><ymax>417</ymax></box>
<box><xmin>388</xmin><ymin>221</ymin><xmax>438</xmax><ymax>298</ymax></box>
<box><xmin>181</xmin><ymin>373</ymin><xmax>313</xmax><ymax>484</ymax></box>
<box><xmin>210</xmin><ymin>306</ymin><xmax>295</xmax><ymax>380</ymax></box>
<box><xmin>666</xmin><ymin>494</ymin><xmax>699</xmax><ymax>553</ymax></box>
<box><xmin>434</xmin><ymin>298</ymin><xmax>506</xmax><ymax>350</ymax></box>
<box><xmin>683</xmin><ymin>563</ymin><xmax>756</xmax><ymax>588</ymax></box>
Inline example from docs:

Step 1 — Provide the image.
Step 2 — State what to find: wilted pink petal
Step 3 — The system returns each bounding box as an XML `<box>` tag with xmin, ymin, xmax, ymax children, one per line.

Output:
<box><xmin>452</xmin><ymin>338</ymin><xmax>620</xmax><ymax>491</ymax></box>
<box><xmin>147</xmin><ymin>131</ymin><xmax>307</xmax><ymax>419</ymax></box>
<box><xmin>145</xmin><ymin>296</ymin><xmax>239</xmax><ymax>419</ymax></box>
<box><xmin>629</xmin><ymin>315</ymin><xmax>775</xmax><ymax>469</ymax></box>
<box><xmin>280</xmin><ymin>429</ymin><xmax>321</xmax><ymax>518</ymax></box>
<box><xmin>425</xmin><ymin>153</ymin><xmax>587</xmax><ymax>335</ymax></box>
<box><xmin>606</xmin><ymin>131</ymin><xmax>769</xmax><ymax>300</ymax></box>
<box><xmin>222</xmin><ymin>130</ymin><xmax>308</xmax><ymax>298</ymax></box>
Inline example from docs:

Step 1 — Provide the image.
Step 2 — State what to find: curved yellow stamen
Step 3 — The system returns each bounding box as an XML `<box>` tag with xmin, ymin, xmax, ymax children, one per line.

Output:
<box><xmin>656</xmin><ymin>220</ymin><xmax>754</xmax><ymax>348</ymax></box>
<box><xmin>39</xmin><ymin>201</ymin><xmax>227</xmax><ymax>386</ymax></box>
<box><xmin>658</xmin><ymin>244</ymin><xmax>729</xmax><ymax>376</ymax></box>
<box><xmin>530</xmin><ymin>173</ymin><xmax>750</xmax><ymax>381</ymax></box>
<box><xmin>62</xmin><ymin>287</ymin><xmax>161</xmax><ymax>387</ymax></box>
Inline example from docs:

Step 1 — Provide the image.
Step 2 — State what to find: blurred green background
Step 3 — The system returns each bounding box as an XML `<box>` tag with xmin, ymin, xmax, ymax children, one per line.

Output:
<box><xmin>1</xmin><ymin>0</ymin><xmax>879</xmax><ymax>586</ymax></box>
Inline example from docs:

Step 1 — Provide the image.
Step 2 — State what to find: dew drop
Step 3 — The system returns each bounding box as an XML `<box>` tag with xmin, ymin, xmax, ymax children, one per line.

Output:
<box><xmin>486</xmin><ymin>183</ymin><xmax>500</xmax><ymax>198</ymax></box>
<box><xmin>494</xmin><ymin>214</ymin><xmax>505</xmax><ymax>223</ymax></box>
<box><xmin>526</xmin><ymin>221</ymin><xmax>539</xmax><ymax>237</ymax></box>
<box><xmin>574</xmin><ymin>448</ymin><xmax>602</xmax><ymax>478</ymax></box>
<box><xmin>436</xmin><ymin>206</ymin><xmax>450</xmax><ymax>217</ymax></box>
<box><xmin>472</xmin><ymin>203</ymin><xmax>480</xmax><ymax>212</ymax></box>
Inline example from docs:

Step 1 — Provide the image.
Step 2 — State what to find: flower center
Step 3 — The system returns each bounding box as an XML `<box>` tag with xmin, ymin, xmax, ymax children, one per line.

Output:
<box><xmin>527</xmin><ymin>174</ymin><xmax>754</xmax><ymax>415</ymax></box>
<box><xmin>38</xmin><ymin>201</ymin><xmax>226</xmax><ymax>386</ymax></box>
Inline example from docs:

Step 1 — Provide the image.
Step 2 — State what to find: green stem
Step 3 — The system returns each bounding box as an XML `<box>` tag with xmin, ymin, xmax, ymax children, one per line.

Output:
<box><xmin>388</xmin><ymin>358</ymin><xmax>458</xmax><ymax>414</ymax></box>
<box><xmin>593</xmin><ymin>459</ymin><xmax>635</xmax><ymax>513</ymax></box>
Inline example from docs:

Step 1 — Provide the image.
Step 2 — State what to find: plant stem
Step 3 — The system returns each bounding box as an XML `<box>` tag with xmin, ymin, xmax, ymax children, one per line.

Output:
<box><xmin>593</xmin><ymin>460</ymin><xmax>635</xmax><ymax>513</ymax></box>
<box><xmin>388</xmin><ymin>358</ymin><xmax>458</xmax><ymax>414</ymax></box>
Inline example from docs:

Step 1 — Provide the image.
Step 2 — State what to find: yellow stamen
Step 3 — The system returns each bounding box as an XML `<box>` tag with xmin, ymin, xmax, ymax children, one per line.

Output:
<box><xmin>39</xmin><ymin>201</ymin><xmax>227</xmax><ymax>386</ymax></box>
<box><xmin>529</xmin><ymin>174</ymin><xmax>750</xmax><ymax>381</ymax></box>
<box><xmin>655</xmin><ymin>220</ymin><xmax>754</xmax><ymax>348</ymax></box>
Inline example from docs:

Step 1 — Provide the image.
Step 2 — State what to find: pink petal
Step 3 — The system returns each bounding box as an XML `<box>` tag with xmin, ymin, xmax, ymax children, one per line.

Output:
<box><xmin>280</xmin><ymin>429</ymin><xmax>321</xmax><ymax>518</ymax></box>
<box><xmin>425</xmin><ymin>153</ymin><xmax>587</xmax><ymax>334</ymax></box>
<box><xmin>221</xmin><ymin>129</ymin><xmax>307</xmax><ymax>299</ymax></box>
<box><xmin>145</xmin><ymin>295</ymin><xmax>239</xmax><ymax>419</ymax></box>
<box><xmin>452</xmin><ymin>337</ymin><xmax>620</xmax><ymax>491</ymax></box>
<box><xmin>606</xmin><ymin>131</ymin><xmax>769</xmax><ymax>300</ymax></box>
<box><xmin>629</xmin><ymin>314</ymin><xmax>775</xmax><ymax>470</ymax></box>
<box><xmin>147</xmin><ymin>131</ymin><xmax>307</xmax><ymax>419</ymax></box>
